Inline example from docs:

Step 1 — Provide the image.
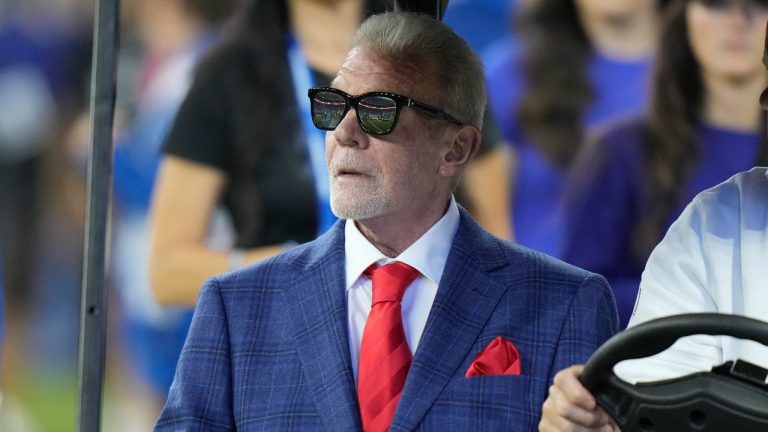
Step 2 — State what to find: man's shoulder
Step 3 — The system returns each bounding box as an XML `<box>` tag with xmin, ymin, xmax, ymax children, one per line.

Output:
<box><xmin>686</xmin><ymin>167</ymin><xmax>768</xmax><ymax>236</ymax></box>
<box><xmin>212</xmin><ymin>232</ymin><xmax>342</xmax><ymax>293</ymax></box>
<box><xmin>499</xmin><ymin>239</ymin><xmax>605</xmax><ymax>287</ymax></box>
<box><xmin>697</xmin><ymin>166</ymin><xmax>768</xmax><ymax>208</ymax></box>
<box><xmin>457</xmin><ymin>211</ymin><xmax>604</xmax><ymax>290</ymax></box>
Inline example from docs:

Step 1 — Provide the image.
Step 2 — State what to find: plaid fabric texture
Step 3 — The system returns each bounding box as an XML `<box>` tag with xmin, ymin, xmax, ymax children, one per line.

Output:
<box><xmin>155</xmin><ymin>208</ymin><xmax>619</xmax><ymax>431</ymax></box>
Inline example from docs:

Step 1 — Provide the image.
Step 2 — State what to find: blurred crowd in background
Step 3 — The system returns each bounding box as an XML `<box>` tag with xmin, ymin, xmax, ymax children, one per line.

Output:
<box><xmin>1</xmin><ymin>0</ymin><xmax>766</xmax><ymax>430</ymax></box>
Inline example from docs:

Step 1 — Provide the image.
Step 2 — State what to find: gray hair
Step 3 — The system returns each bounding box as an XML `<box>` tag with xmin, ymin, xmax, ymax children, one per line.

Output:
<box><xmin>352</xmin><ymin>11</ymin><xmax>486</xmax><ymax>129</ymax></box>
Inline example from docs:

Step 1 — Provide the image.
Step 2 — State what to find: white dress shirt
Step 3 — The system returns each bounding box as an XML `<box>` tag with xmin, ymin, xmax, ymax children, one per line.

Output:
<box><xmin>345</xmin><ymin>197</ymin><xmax>460</xmax><ymax>382</ymax></box>
<box><xmin>616</xmin><ymin>167</ymin><xmax>768</xmax><ymax>383</ymax></box>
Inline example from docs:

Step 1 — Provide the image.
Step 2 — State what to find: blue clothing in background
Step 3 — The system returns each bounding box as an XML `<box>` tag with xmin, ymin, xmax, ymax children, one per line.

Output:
<box><xmin>443</xmin><ymin>0</ymin><xmax>515</xmax><ymax>55</ymax></box>
<box><xmin>0</xmin><ymin>262</ymin><xmax>4</xmax><ymax>351</ymax></box>
<box><xmin>112</xmin><ymin>36</ymin><xmax>216</xmax><ymax>396</ymax></box>
<box><xmin>484</xmin><ymin>43</ymin><xmax>652</xmax><ymax>257</ymax></box>
<box><xmin>563</xmin><ymin>117</ymin><xmax>760</xmax><ymax>327</ymax></box>
<box><xmin>0</xmin><ymin>12</ymin><xmax>85</xmax><ymax>99</ymax></box>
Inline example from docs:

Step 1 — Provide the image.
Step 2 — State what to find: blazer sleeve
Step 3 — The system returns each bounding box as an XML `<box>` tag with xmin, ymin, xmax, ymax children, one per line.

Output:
<box><xmin>155</xmin><ymin>278</ymin><xmax>235</xmax><ymax>431</ymax></box>
<box><xmin>549</xmin><ymin>273</ymin><xmax>619</xmax><ymax>383</ymax></box>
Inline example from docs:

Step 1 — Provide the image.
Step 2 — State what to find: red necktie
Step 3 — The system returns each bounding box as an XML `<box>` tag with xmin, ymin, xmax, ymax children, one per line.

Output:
<box><xmin>357</xmin><ymin>261</ymin><xmax>420</xmax><ymax>432</ymax></box>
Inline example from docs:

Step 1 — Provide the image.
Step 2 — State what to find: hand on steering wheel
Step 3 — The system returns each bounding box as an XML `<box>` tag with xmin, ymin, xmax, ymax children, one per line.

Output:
<box><xmin>539</xmin><ymin>365</ymin><xmax>620</xmax><ymax>432</ymax></box>
<box><xmin>580</xmin><ymin>313</ymin><xmax>768</xmax><ymax>432</ymax></box>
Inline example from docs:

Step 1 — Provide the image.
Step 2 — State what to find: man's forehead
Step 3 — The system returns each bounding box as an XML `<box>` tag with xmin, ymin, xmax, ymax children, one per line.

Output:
<box><xmin>331</xmin><ymin>46</ymin><xmax>429</xmax><ymax>96</ymax></box>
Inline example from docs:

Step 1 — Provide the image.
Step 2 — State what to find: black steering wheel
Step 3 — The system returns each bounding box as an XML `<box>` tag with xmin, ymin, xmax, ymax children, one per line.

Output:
<box><xmin>580</xmin><ymin>313</ymin><xmax>768</xmax><ymax>431</ymax></box>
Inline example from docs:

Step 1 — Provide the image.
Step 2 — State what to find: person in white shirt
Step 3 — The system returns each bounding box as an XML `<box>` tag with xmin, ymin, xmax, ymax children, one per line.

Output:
<box><xmin>539</xmin><ymin>166</ymin><xmax>768</xmax><ymax>432</ymax></box>
<box><xmin>539</xmin><ymin>2</ymin><xmax>768</xmax><ymax>430</ymax></box>
<box><xmin>613</xmin><ymin>167</ymin><xmax>768</xmax><ymax>383</ymax></box>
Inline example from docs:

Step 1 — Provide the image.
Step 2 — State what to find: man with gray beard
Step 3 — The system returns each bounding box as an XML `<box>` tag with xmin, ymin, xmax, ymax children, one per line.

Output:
<box><xmin>156</xmin><ymin>11</ymin><xmax>618</xmax><ymax>432</ymax></box>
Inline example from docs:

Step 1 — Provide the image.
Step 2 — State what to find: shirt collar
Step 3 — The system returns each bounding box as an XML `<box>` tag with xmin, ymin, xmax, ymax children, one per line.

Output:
<box><xmin>344</xmin><ymin>196</ymin><xmax>460</xmax><ymax>289</ymax></box>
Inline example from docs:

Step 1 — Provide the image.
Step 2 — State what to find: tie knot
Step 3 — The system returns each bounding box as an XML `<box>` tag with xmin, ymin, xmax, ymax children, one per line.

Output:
<box><xmin>364</xmin><ymin>261</ymin><xmax>420</xmax><ymax>304</ymax></box>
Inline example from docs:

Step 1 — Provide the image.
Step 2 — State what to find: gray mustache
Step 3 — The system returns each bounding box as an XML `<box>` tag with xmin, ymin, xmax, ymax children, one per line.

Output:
<box><xmin>329</xmin><ymin>154</ymin><xmax>377</xmax><ymax>177</ymax></box>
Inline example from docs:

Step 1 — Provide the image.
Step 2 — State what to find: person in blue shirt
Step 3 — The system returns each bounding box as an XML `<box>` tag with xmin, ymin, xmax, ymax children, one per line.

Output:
<box><xmin>484</xmin><ymin>0</ymin><xmax>661</xmax><ymax>256</ymax></box>
<box><xmin>563</xmin><ymin>0</ymin><xmax>768</xmax><ymax>329</ymax></box>
<box><xmin>443</xmin><ymin>0</ymin><xmax>516</xmax><ymax>55</ymax></box>
<box><xmin>0</xmin><ymin>262</ymin><xmax>4</xmax><ymax>359</ymax></box>
<box><xmin>111</xmin><ymin>0</ymin><xmax>236</xmax><ymax>399</ymax></box>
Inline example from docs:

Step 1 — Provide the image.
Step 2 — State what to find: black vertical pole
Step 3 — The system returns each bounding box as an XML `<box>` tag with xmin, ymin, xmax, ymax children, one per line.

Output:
<box><xmin>393</xmin><ymin>0</ymin><xmax>449</xmax><ymax>19</ymax></box>
<box><xmin>76</xmin><ymin>0</ymin><xmax>119</xmax><ymax>430</ymax></box>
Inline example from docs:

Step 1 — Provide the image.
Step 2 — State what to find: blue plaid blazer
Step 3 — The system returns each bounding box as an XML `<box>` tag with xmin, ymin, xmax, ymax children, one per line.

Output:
<box><xmin>155</xmin><ymin>209</ymin><xmax>618</xmax><ymax>431</ymax></box>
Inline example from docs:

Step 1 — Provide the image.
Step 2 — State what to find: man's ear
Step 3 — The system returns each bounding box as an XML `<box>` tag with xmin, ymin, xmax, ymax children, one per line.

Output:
<box><xmin>439</xmin><ymin>125</ymin><xmax>481</xmax><ymax>177</ymax></box>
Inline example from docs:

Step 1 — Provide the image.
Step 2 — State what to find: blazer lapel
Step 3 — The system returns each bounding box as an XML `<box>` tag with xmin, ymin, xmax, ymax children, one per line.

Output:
<box><xmin>392</xmin><ymin>211</ymin><xmax>510</xmax><ymax>431</ymax></box>
<box><xmin>282</xmin><ymin>223</ymin><xmax>362</xmax><ymax>431</ymax></box>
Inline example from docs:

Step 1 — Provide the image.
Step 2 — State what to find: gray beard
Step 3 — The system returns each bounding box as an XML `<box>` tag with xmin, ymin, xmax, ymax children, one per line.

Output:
<box><xmin>329</xmin><ymin>186</ymin><xmax>389</xmax><ymax>221</ymax></box>
<box><xmin>327</xmin><ymin>152</ymin><xmax>388</xmax><ymax>220</ymax></box>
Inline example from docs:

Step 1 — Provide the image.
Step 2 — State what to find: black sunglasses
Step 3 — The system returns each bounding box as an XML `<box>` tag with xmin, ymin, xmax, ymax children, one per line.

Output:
<box><xmin>695</xmin><ymin>0</ymin><xmax>768</xmax><ymax>13</ymax></box>
<box><xmin>308</xmin><ymin>87</ymin><xmax>462</xmax><ymax>136</ymax></box>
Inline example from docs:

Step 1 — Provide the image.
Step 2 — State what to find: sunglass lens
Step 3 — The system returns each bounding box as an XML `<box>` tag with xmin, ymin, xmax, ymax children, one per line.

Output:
<box><xmin>699</xmin><ymin>0</ymin><xmax>768</xmax><ymax>11</ymax></box>
<box><xmin>312</xmin><ymin>91</ymin><xmax>347</xmax><ymax>130</ymax></box>
<box><xmin>699</xmin><ymin>0</ymin><xmax>728</xmax><ymax>9</ymax></box>
<box><xmin>358</xmin><ymin>95</ymin><xmax>398</xmax><ymax>135</ymax></box>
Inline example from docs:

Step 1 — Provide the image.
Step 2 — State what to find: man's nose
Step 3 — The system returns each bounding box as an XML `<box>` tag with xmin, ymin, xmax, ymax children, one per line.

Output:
<box><xmin>331</xmin><ymin>108</ymin><xmax>367</xmax><ymax>148</ymax></box>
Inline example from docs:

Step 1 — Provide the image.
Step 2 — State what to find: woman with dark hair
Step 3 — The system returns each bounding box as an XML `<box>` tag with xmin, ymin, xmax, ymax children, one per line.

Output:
<box><xmin>147</xmin><ymin>0</ymin><xmax>386</xmax><ymax>306</ymax></box>
<box><xmin>148</xmin><ymin>0</ymin><xmax>510</xmax><ymax>308</ymax></box>
<box><xmin>485</xmin><ymin>0</ymin><xmax>660</xmax><ymax>256</ymax></box>
<box><xmin>563</xmin><ymin>0</ymin><xmax>768</xmax><ymax>328</ymax></box>
<box><xmin>540</xmin><ymin>7</ymin><xmax>768</xmax><ymax>430</ymax></box>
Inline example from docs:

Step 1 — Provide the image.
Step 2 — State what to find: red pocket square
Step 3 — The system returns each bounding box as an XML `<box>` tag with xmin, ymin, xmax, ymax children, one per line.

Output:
<box><xmin>465</xmin><ymin>336</ymin><xmax>521</xmax><ymax>377</ymax></box>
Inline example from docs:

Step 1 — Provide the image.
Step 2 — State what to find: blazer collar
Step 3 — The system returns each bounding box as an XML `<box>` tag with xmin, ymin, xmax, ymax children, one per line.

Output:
<box><xmin>282</xmin><ymin>221</ymin><xmax>362</xmax><ymax>431</ymax></box>
<box><xmin>391</xmin><ymin>207</ymin><xmax>512</xmax><ymax>431</ymax></box>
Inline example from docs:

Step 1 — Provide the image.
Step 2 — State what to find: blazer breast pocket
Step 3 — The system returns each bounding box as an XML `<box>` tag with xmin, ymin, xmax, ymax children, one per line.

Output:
<box><xmin>423</xmin><ymin>375</ymin><xmax>545</xmax><ymax>432</ymax></box>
